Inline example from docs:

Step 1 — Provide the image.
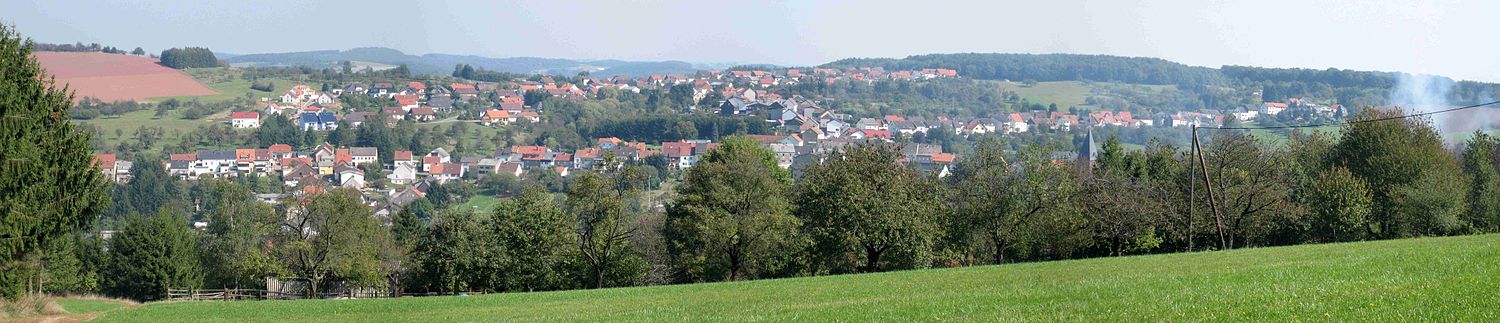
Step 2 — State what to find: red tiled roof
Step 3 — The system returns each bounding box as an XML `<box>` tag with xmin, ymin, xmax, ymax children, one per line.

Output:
<box><xmin>282</xmin><ymin>157</ymin><xmax>312</xmax><ymax>167</ymax></box>
<box><xmin>231</xmin><ymin>111</ymin><xmax>259</xmax><ymax>119</ymax></box>
<box><xmin>236</xmin><ymin>148</ymin><xmax>256</xmax><ymax>162</ymax></box>
<box><xmin>575</xmin><ymin>147</ymin><xmax>601</xmax><ymax>159</ymax></box>
<box><xmin>268</xmin><ymin>144</ymin><xmax>293</xmax><ymax>154</ymax></box>
<box><xmin>335</xmin><ymin>149</ymin><xmax>352</xmax><ymax>164</ymax></box>
<box><xmin>931</xmin><ymin>153</ymin><xmax>956</xmax><ymax>164</ymax></box>
<box><xmin>511</xmin><ymin>145</ymin><xmax>548</xmax><ymax>156</ymax></box>
<box><xmin>662</xmin><ymin>142</ymin><xmax>695</xmax><ymax>158</ymax></box>
<box><xmin>484</xmin><ymin>109</ymin><xmax>511</xmax><ymax>119</ymax></box>
<box><xmin>92</xmin><ymin>153</ymin><xmax>116</xmax><ymax>169</ymax></box>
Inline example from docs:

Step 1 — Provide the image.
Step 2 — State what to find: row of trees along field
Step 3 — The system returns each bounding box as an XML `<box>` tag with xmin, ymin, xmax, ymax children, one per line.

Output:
<box><xmin>31</xmin><ymin>41</ymin><xmax>144</xmax><ymax>55</ymax></box>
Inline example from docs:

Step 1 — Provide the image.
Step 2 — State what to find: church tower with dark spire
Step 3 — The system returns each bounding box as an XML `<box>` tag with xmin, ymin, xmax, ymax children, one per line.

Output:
<box><xmin>1077</xmin><ymin>127</ymin><xmax>1098</xmax><ymax>176</ymax></box>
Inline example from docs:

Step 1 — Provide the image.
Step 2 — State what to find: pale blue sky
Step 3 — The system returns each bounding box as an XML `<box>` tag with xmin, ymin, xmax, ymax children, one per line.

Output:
<box><xmin>8</xmin><ymin>0</ymin><xmax>1498</xmax><ymax>81</ymax></box>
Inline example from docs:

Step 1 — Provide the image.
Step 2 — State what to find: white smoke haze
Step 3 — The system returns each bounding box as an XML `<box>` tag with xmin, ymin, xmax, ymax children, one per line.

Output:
<box><xmin>1389</xmin><ymin>73</ymin><xmax>1460</xmax><ymax>134</ymax></box>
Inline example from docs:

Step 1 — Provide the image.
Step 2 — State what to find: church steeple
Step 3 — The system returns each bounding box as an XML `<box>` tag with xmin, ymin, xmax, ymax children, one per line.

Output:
<box><xmin>1080</xmin><ymin>128</ymin><xmax>1098</xmax><ymax>161</ymax></box>
<box><xmin>1077</xmin><ymin>127</ymin><xmax>1098</xmax><ymax>175</ymax></box>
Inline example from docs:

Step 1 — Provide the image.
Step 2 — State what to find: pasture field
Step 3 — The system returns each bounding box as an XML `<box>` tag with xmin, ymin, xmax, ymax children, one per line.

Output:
<box><xmin>150</xmin><ymin>68</ymin><xmax>304</xmax><ymax>103</ymax></box>
<box><xmin>75</xmin><ymin>109</ymin><xmax>233</xmax><ymax>147</ymax></box>
<box><xmin>994</xmin><ymin>80</ymin><xmax>1175</xmax><ymax>110</ymax></box>
<box><xmin>96</xmin><ymin>234</ymin><xmax>1500</xmax><ymax>322</ymax></box>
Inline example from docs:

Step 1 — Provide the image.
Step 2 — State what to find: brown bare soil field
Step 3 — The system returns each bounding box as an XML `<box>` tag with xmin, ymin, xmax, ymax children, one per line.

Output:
<box><xmin>32</xmin><ymin>51</ymin><xmax>218</xmax><ymax>102</ymax></box>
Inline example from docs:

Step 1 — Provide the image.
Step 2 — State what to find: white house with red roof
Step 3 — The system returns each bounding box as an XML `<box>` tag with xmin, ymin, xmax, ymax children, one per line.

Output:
<box><xmin>394</xmin><ymin>94</ymin><xmax>420</xmax><ymax>111</ymax></box>
<box><xmin>231</xmin><ymin>111</ymin><xmax>261</xmax><ymax>128</ymax></box>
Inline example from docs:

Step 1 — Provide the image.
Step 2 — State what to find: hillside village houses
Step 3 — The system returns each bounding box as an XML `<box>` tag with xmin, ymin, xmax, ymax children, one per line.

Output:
<box><xmin>177</xmin><ymin>64</ymin><xmax>1318</xmax><ymax>224</ymax></box>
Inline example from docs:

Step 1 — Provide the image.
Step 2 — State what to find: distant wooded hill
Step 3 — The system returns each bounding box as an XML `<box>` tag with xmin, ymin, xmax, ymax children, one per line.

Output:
<box><xmin>824</xmin><ymin>53</ymin><xmax>1500</xmax><ymax>106</ymax></box>
<box><xmin>224</xmin><ymin>47</ymin><xmax>723</xmax><ymax>77</ymax></box>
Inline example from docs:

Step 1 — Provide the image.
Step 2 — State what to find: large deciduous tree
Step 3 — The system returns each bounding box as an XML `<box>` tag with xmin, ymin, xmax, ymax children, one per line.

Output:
<box><xmin>0</xmin><ymin>24</ymin><xmax>111</xmax><ymax>299</ymax></box>
<box><xmin>278</xmin><ymin>189</ymin><xmax>388</xmax><ymax>297</ymax></box>
<box><xmin>1331</xmin><ymin>110</ymin><xmax>1465</xmax><ymax>238</ymax></box>
<box><xmin>1308</xmin><ymin>167</ymin><xmax>1372</xmax><ymax>242</ymax></box>
<box><xmin>796</xmin><ymin>143</ymin><xmax>941</xmax><ymax>273</ymax></box>
<box><xmin>1461</xmin><ymin>132</ymin><xmax>1500</xmax><ymax>232</ymax></box>
<box><xmin>664</xmin><ymin>136</ymin><xmax>802</xmax><ymax>282</ymax></box>
<box><xmin>410</xmin><ymin>209</ymin><xmax>490</xmax><ymax>293</ymax></box>
<box><xmin>199</xmin><ymin>180</ymin><xmax>283</xmax><ymax>289</ymax></box>
<box><xmin>568</xmin><ymin>173</ymin><xmax>645</xmax><ymax>288</ymax></box>
<box><xmin>1202</xmin><ymin>132</ymin><xmax>1295</xmax><ymax>248</ymax></box>
<box><xmin>491</xmin><ymin>187</ymin><xmax>577</xmax><ymax>291</ymax></box>
<box><xmin>950</xmin><ymin>140</ymin><xmax>1086</xmax><ymax>263</ymax></box>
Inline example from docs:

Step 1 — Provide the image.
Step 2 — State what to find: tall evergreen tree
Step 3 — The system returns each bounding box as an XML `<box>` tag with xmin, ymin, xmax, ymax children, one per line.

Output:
<box><xmin>104</xmin><ymin>209</ymin><xmax>203</xmax><ymax>301</ymax></box>
<box><xmin>0</xmin><ymin>24</ymin><xmax>111</xmax><ymax>299</ymax></box>
<box><xmin>122</xmin><ymin>154</ymin><xmax>182</xmax><ymax>216</ymax></box>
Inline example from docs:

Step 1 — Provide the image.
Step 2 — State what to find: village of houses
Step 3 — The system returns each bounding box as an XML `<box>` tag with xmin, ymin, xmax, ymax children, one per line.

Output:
<box><xmin>91</xmin><ymin>65</ymin><xmax>1342</xmax><ymax>220</ymax></box>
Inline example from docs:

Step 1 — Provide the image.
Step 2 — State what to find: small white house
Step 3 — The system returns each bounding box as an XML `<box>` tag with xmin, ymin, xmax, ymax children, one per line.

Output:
<box><xmin>230</xmin><ymin>111</ymin><xmax>261</xmax><ymax>129</ymax></box>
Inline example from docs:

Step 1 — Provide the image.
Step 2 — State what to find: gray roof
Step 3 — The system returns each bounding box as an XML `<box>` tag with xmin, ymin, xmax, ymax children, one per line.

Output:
<box><xmin>198</xmin><ymin>150</ymin><xmax>235</xmax><ymax>161</ymax></box>
<box><xmin>350</xmin><ymin>147</ymin><xmax>378</xmax><ymax>157</ymax></box>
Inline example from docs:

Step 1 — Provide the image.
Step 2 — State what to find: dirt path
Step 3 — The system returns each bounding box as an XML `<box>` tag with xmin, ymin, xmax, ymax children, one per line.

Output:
<box><xmin>34</xmin><ymin>312</ymin><xmax>101</xmax><ymax>323</ymax></box>
<box><xmin>25</xmin><ymin>299</ymin><xmax>137</xmax><ymax>323</ymax></box>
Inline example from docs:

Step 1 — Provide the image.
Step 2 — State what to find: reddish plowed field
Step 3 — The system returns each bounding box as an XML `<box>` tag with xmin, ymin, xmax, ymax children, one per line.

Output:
<box><xmin>32</xmin><ymin>51</ymin><xmax>218</xmax><ymax>102</ymax></box>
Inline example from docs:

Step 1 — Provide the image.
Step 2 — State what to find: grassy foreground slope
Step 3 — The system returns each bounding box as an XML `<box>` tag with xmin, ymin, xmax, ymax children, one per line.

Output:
<box><xmin>101</xmin><ymin>234</ymin><xmax>1499</xmax><ymax>322</ymax></box>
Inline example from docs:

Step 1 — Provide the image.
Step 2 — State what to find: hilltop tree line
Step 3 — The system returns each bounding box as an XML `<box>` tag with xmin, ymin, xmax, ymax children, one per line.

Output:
<box><xmin>829</xmin><ymin>53</ymin><xmax>1500</xmax><ymax>108</ymax></box>
<box><xmin>31</xmin><ymin>41</ymin><xmax>145</xmax><ymax>55</ymax></box>
<box><xmin>159</xmin><ymin>47</ymin><xmax>223</xmax><ymax>69</ymax></box>
<box><xmin>825</xmin><ymin>53</ymin><xmax>1231</xmax><ymax>86</ymax></box>
<box><xmin>452</xmin><ymin>64</ymin><xmax>528</xmax><ymax>83</ymax></box>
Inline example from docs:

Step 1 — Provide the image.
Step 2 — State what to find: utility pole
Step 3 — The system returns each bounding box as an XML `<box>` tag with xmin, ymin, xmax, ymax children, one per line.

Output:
<box><xmin>1192</xmin><ymin>125</ymin><xmax>1228</xmax><ymax>250</ymax></box>
<box><xmin>1187</xmin><ymin>125</ymin><xmax>1195</xmax><ymax>252</ymax></box>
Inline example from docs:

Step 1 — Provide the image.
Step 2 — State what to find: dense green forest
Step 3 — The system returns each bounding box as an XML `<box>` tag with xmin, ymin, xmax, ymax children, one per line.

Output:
<box><xmin>825</xmin><ymin>53</ymin><xmax>1229</xmax><ymax>86</ymax></box>
<box><xmin>159</xmin><ymin>47</ymin><xmax>222</xmax><ymax>69</ymax></box>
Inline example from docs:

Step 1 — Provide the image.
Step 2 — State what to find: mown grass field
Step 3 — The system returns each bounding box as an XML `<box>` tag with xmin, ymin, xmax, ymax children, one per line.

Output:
<box><xmin>96</xmin><ymin>234</ymin><xmax>1500</xmax><ymax>322</ymax></box>
<box><xmin>994</xmin><ymin>80</ymin><xmax>1175</xmax><ymax>110</ymax></box>
<box><xmin>56</xmin><ymin>298</ymin><xmax>129</xmax><ymax>314</ymax></box>
<box><xmin>76</xmin><ymin>109</ymin><xmax>234</xmax><ymax>147</ymax></box>
<box><xmin>150</xmin><ymin>68</ymin><xmax>303</xmax><ymax>103</ymax></box>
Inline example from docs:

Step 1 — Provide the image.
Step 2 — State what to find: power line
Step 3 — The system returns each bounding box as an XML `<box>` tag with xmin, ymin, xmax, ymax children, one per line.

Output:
<box><xmin>1209</xmin><ymin>100</ymin><xmax>1500</xmax><ymax>130</ymax></box>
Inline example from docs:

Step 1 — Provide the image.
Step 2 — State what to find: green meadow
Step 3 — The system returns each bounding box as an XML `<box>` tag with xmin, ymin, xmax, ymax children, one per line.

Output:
<box><xmin>95</xmin><ymin>234</ymin><xmax>1500</xmax><ymax>322</ymax></box>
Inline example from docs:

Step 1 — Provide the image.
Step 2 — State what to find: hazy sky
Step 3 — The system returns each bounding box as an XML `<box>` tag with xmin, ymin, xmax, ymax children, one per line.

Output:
<box><xmin>9</xmin><ymin>0</ymin><xmax>1499</xmax><ymax>81</ymax></box>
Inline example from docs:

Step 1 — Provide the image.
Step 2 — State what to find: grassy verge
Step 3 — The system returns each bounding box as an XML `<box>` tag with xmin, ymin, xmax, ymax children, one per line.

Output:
<box><xmin>98</xmin><ymin>234</ymin><xmax>1500</xmax><ymax>321</ymax></box>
